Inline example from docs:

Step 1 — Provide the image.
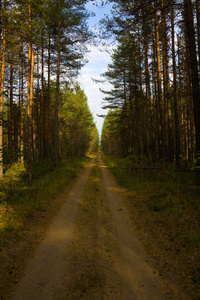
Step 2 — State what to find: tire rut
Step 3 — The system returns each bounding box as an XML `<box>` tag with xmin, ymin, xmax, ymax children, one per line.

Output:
<box><xmin>99</xmin><ymin>157</ymin><xmax>170</xmax><ymax>299</ymax></box>
<box><xmin>10</xmin><ymin>156</ymin><xmax>176</xmax><ymax>300</ymax></box>
<box><xmin>10</xmin><ymin>158</ymin><xmax>95</xmax><ymax>300</ymax></box>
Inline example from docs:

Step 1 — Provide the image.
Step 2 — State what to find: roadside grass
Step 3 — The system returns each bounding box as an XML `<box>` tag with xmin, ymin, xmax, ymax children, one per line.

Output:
<box><xmin>102</xmin><ymin>153</ymin><xmax>200</xmax><ymax>286</ymax></box>
<box><xmin>0</xmin><ymin>156</ymin><xmax>90</xmax><ymax>246</ymax></box>
<box><xmin>74</xmin><ymin>273</ymin><xmax>103</xmax><ymax>291</ymax></box>
<box><xmin>102</xmin><ymin>153</ymin><xmax>199</xmax><ymax>213</ymax></box>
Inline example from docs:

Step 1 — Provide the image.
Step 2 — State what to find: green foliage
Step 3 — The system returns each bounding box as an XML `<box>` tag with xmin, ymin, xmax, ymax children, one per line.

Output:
<box><xmin>102</xmin><ymin>152</ymin><xmax>200</xmax><ymax>216</ymax></box>
<box><xmin>101</xmin><ymin>109</ymin><xmax>124</xmax><ymax>155</ymax></box>
<box><xmin>60</xmin><ymin>82</ymin><xmax>99</xmax><ymax>156</ymax></box>
<box><xmin>33</xmin><ymin>81</ymin><xmax>99</xmax><ymax>161</ymax></box>
<box><xmin>185</xmin><ymin>233</ymin><xmax>200</xmax><ymax>247</ymax></box>
<box><xmin>0</xmin><ymin>156</ymin><xmax>90</xmax><ymax>245</ymax></box>
<box><xmin>1</xmin><ymin>0</ymin><xmax>93</xmax><ymax>173</ymax></box>
<box><xmin>31</xmin><ymin>161</ymin><xmax>56</xmax><ymax>181</ymax></box>
<box><xmin>192</xmin><ymin>267</ymin><xmax>200</xmax><ymax>284</ymax></box>
<box><xmin>0</xmin><ymin>163</ymin><xmax>27</xmax><ymax>203</ymax></box>
<box><xmin>102</xmin><ymin>152</ymin><xmax>200</xmax><ymax>286</ymax></box>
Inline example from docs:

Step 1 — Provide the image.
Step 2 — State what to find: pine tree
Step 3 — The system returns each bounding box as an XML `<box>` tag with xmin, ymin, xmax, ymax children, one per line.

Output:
<box><xmin>184</xmin><ymin>0</ymin><xmax>200</xmax><ymax>183</ymax></box>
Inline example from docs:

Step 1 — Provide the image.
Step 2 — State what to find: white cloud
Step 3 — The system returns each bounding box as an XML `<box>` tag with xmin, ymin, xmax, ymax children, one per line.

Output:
<box><xmin>78</xmin><ymin>44</ymin><xmax>114</xmax><ymax>136</ymax></box>
<box><xmin>77</xmin><ymin>2</ymin><xmax>115</xmax><ymax>136</ymax></box>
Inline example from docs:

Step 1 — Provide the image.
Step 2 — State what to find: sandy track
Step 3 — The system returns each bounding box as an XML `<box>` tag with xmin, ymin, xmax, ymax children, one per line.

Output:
<box><xmin>10</xmin><ymin>158</ymin><xmax>95</xmax><ymax>300</ymax></box>
<box><xmin>99</xmin><ymin>158</ymin><xmax>167</xmax><ymax>299</ymax></box>
<box><xmin>9</xmin><ymin>156</ymin><xmax>174</xmax><ymax>299</ymax></box>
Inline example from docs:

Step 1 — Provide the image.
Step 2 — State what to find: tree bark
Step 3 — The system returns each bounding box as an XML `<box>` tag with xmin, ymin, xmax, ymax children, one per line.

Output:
<box><xmin>196</xmin><ymin>0</ymin><xmax>200</xmax><ymax>72</ymax></box>
<box><xmin>27</xmin><ymin>1</ymin><xmax>34</xmax><ymax>185</ymax></box>
<box><xmin>0</xmin><ymin>0</ymin><xmax>6</xmax><ymax>176</ymax></box>
<box><xmin>123</xmin><ymin>66</ymin><xmax>128</xmax><ymax>156</ymax></box>
<box><xmin>47</xmin><ymin>30</ymin><xmax>51</xmax><ymax>160</ymax></box>
<box><xmin>184</xmin><ymin>0</ymin><xmax>200</xmax><ymax>183</ymax></box>
<box><xmin>161</xmin><ymin>0</ymin><xmax>173</xmax><ymax>162</ymax></box>
<box><xmin>171</xmin><ymin>1</ymin><xmax>180</xmax><ymax>168</ymax></box>
<box><xmin>55</xmin><ymin>0</ymin><xmax>61</xmax><ymax>168</ymax></box>
<box><xmin>40</xmin><ymin>25</ymin><xmax>44</xmax><ymax>161</ymax></box>
<box><xmin>154</xmin><ymin>0</ymin><xmax>164</xmax><ymax>158</ymax></box>
<box><xmin>177</xmin><ymin>35</ymin><xmax>185</xmax><ymax>161</ymax></box>
<box><xmin>9</xmin><ymin>62</ymin><xmax>14</xmax><ymax>162</ymax></box>
<box><xmin>20</xmin><ymin>44</ymin><xmax>24</xmax><ymax>163</ymax></box>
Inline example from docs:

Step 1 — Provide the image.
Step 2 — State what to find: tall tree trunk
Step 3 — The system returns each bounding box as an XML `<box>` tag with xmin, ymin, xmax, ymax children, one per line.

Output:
<box><xmin>183</xmin><ymin>46</ymin><xmax>191</xmax><ymax>161</ymax></box>
<box><xmin>161</xmin><ymin>0</ymin><xmax>173</xmax><ymax>162</ymax></box>
<box><xmin>143</xmin><ymin>24</ymin><xmax>153</xmax><ymax>124</ymax></box>
<box><xmin>47</xmin><ymin>30</ymin><xmax>51</xmax><ymax>160</ymax></box>
<box><xmin>185</xmin><ymin>35</ymin><xmax>193</xmax><ymax>161</ymax></box>
<box><xmin>20</xmin><ymin>44</ymin><xmax>24</xmax><ymax>163</ymax></box>
<box><xmin>55</xmin><ymin>0</ymin><xmax>61</xmax><ymax>168</ymax></box>
<box><xmin>31</xmin><ymin>50</ymin><xmax>35</xmax><ymax>161</ymax></box>
<box><xmin>40</xmin><ymin>25</ymin><xmax>44</xmax><ymax>161</ymax></box>
<box><xmin>0</xmin><ymin>0</ymin><xmax>6</xmax><ymax>176</ymax></box>
<box><xmin>36</xmin><ymin>46</ymin><xmax>40</xmax><ymax>158</ymax></box>
<box><xmin>177</xmin><ymin>35</ymin><xmax>185</xmax><ymax>161</ymax></box>
<box><xmin>138</xmin><ymin>32</ymin><xmax>145</xmax><ymax>157</ymax></box>
<box><xmin>184</xmin><ymin>0</ymin><xmax>200</xmax><ymax>183</ymax></box>
<box><xmin>141</xmin><ymin>0</ymin><xmax>153</xmax><ymax>124</ymax></box>
<box><xmin>154</xmin><ymin>0</ymin><xmax>164</xmax><ymax>158</ymax></box>
<box><xmin>196</xmin><ymin>0</ymin><xmax>200</xmax><ymax>72</ymax></box>
<box><xmin>9</xmin><ymin>63</ymin><xmax>14</xmax><ymax>162</ymax></box>
<box><xmin>171</xmin><ymin>1</ymin><xmax>180</xmax><ymax>167</ymax></box>
<box><xmin>151</xmin><ymin>41</ymin><xmax>159</xmax><ymax>158</ymax></box>
<box><xmin>27</xmin><ymin>1</ymin><xmax>34</xmax><ymax>185</ymax></box>
<box><xmin>161</xmin><ymin>0</ymin><xmax>168</xmax><ymax>155</ymax></box>
<box><xmin>123</xmin><ymin>66</ymin><xmax>128</xmax><ymax>156</ymax></box>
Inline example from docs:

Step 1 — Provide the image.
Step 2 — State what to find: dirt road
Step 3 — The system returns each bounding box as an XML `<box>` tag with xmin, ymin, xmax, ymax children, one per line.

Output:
<box><xmin>9</xmin><ymin>156</ymin><xmax>177</xmax><ymax>299</ymax></box>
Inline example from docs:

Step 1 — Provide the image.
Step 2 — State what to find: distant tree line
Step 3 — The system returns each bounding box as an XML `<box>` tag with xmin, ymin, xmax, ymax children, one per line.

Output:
<box><xmin>101</xmin><ymin>0</ymin><xmax>200</xmax><ymax>181</ymax></box>
<box><xmin>0</xmin><ymin>0</ymin><xmax>98</xmax><ymax>183</ymax></box>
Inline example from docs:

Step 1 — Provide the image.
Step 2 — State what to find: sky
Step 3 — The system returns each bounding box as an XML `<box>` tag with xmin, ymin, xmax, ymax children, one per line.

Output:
<box><xmin>77</xmin><ymin>2</ymin><xmax>115</xmax><ymax>136</ymax></box>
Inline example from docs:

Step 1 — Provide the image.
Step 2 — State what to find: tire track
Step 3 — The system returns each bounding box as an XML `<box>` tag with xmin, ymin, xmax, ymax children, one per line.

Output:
<box><xmin>10</xmin><ymin>158</ymin><xmax>95</xmax><ymax>300</ymax></box>
<box><xmin>98</xmin><ymin>157</ymin><xmax>172</xmax><ymax>299</ymax></box>
<box><xmin>10</xmin><ymin>156</ymin><xmax>176</xmax><ymax>300</ymax></box>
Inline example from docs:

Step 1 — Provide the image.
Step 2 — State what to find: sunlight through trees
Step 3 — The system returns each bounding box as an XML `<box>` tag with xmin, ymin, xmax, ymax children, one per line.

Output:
<box><xmin>100</xmin><ymin>0</ymin><xmax>200</xmax><ymax>182</ymax></box>
<box><xmin>0</xmin><ymin>0</ymin><xmax>98</xmax><ymax>182</ymax></box>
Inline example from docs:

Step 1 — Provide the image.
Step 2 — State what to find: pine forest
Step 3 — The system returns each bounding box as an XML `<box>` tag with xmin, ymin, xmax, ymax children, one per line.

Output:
<box><xmin>100</xmin><ymin>0</ymin><xmax>200</xmax><ymax>183</ymax></box>
<box><xmin>1</xmin><ymin>0</ymin><xmax>200</xmax><ymax>298</ymax></box>
<box><xmin>0</xmin><ymin>0</ymin><xmax>99</xmax><ymax>184</ymax></box>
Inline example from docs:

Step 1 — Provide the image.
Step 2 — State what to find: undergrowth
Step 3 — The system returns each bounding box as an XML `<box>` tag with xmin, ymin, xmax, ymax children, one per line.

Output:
<box><xmin>102</xmin><ymin>153</ymin><xmax>200</xmax><ymax>286</ymax></box>
<box><xmin>0</xmin><ymin>156</ymin><xmax>90</xmax><ymax>246</ymax></box>
<box><xmin>102</xmin><ymin>153</ymin><xmax>199</xmax><ymax>210</ymax></box>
